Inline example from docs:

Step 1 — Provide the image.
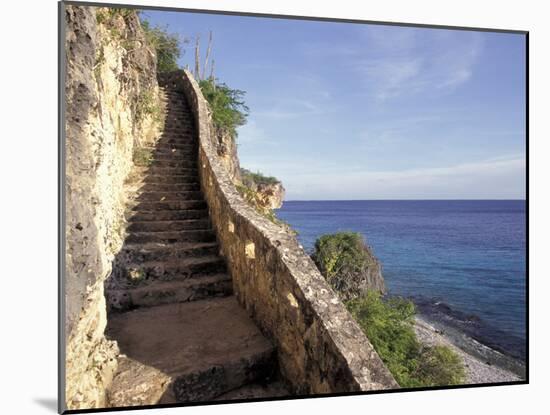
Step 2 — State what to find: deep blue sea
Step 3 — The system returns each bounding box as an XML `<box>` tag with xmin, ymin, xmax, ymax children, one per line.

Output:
<box><xmin>277</xmin><ymin>200</ymin><xmax>527</xmax><ymax>360</ymax></box>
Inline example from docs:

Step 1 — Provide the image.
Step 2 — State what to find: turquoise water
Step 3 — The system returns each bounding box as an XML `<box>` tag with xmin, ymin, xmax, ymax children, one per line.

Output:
<box><xmin>277</xmin><ymin>200</ymin><xmax>527</xmax><ymax>360</ymax></box>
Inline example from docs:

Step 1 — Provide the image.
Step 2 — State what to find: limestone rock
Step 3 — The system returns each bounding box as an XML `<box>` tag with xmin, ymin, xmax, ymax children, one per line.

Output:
<box><xmin>64</xmin><ymin>4</ymin><xmax>161</xmax><ymax>410</ymax></box>
<box><xmin>255</xmin><ymin>182</ymin><xmax>285</xmax><ymax>210</ymax></box>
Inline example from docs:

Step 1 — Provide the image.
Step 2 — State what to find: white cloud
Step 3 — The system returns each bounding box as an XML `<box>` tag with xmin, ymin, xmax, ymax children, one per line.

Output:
<box><xmin>253</xmin><ymin>98</ymin><xmax>325</xmax><ymax>120</ymax></box>
<box><xmin>283</xmin><ymin>155</ymin><xmax>526</xmax><ymax>200</ymax></box>
<box><xmin>351</xmin><ymin>29</ymin><xmax>484</xmax><ymax>101</ymax></box>
<box><xmin>360</xmin><ymin>57</ymin><xmax>424</xmax><ymax>100</ymax></box>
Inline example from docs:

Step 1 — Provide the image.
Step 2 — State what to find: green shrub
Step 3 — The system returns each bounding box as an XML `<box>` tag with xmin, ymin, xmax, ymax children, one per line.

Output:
<box><xmin>199</xmin><ymin>79</ymin><xmax>249</xmax><ymax>137</ymax></box>
<box><xmin>346</xmin><ymin>291</ymin><xmax>421</xmax><ymax>387</ymax></box>
<box><xmin>140</xmin><ymin>20</ymin><xmax>182</xmax><ymax>72</ymax></box>
<box><xmin>346</xmin><ymin>291</ymin><xmax>466</xmax><ymax>388</ymax></box>
<box><xmin>313</xmin><ymin>232</ymin><xmax>370</xmax><ymax>279</ymax></box>
<box><xmin>415</xmin><ymin>345</ymin><xmax>466</xmax><ymax>386</ymax></box>
<box><xmin>241</xmin><ymin>168</ymin><xmax>279</xmax><ymax>187</ymax></box>
<box><xmin>312</xmin><ymin>232</ymin><xmax>378</xmax><ymax>298</ymax></box>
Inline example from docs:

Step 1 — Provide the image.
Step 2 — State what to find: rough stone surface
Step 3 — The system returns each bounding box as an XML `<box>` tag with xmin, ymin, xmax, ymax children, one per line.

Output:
<box><xmin>256</xmin><ymin>182</ymin><xmax>286</xmax><ymax>210</ymax></box>
<box><xmin>240</xmin><ymin>168</ymin><xmax>286</xmax><ymax>210</ymax></box>
<box><xmin>359</xmin><ymin>247</ymin><xmax>386</xmax><ymax>294</ymax></box>
<box><xmin>106</xmin><ymin>297</ymin><xmax>277</xmax><ymax>406</ymax></box>
<box><xmin>64</xmin><ymin>5</ymin><xmax>160</xmax><ymax>410</ymax></box>
<box><xmin>358</xmin><ymin>251</ymin><xmax>386</xmax><ymax>294</ymax></box>
<box><xmin>215</xmin><ymin>381</ymin><xmax>289</xmax><ymax>401</ymax></box>
<box><xmin>215</xmin><ymin>130</ymin><xmax>241</xmax><ymax>183</ymax></box>
<box><xmin>168</xmin><ymin>69</ymin><xmax>399</xmax><ymax>394</ymax></box>
<box><xmin>107</xmin><ymin>356</ymin><xmax>171</xmax><ymax>408</ymax></box>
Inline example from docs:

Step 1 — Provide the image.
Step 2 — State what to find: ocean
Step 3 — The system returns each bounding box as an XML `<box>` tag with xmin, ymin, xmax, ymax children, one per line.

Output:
<box><xmin>277</xmin><ymin>200</ymin><xmax>527</xmax><ymax>361</ymax></box>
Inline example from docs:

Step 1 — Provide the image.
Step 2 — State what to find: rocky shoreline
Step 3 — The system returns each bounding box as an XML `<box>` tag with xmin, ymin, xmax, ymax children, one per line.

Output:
<box><xmin>414</xmin><ymin>316</ymin><xmax>525</xmax><ymax>384</ymax></box>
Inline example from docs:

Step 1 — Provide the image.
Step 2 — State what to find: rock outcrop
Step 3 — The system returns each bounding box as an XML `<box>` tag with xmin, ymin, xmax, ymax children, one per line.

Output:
<box><xmin>239</xmin><ymin>168</ymin><xmax>286</xmax><ymax>211</ymax></box>
<box><xmin>357</xmin><ymin>245</ymin><xmax>386</xmax><ymax>294</ymax></box>
<box><xmin>215</xmin><ymin>130</ymin><xmax>241</xmax><ymax>183</ymax></box>
<box><xmin>312</xmin><ymin>232</ymin><xmax>386</xmax><ymax>301</ymax></box>
<box><xmin>64</xmin><ymin>5</ymin><xmax>161</xmax><ymax>410</ymax></box>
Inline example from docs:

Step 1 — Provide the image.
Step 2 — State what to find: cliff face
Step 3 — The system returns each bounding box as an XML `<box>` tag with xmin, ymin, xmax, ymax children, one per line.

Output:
<box><xmin>251</xmin><ymin>182</ymin><xmax>285</xmax><ymax>210</ymax></box>
<box><xmin>239</xmin><ymin>168</ymin><xmax>285</xmax><ymax>211</ymax></box>
<box><xmin>64</xmin><ymin>5</ymin><xmax>160</xmax><ymax>410</ymax></box>
<box><xmin>215</xmin><ymin>130</ymin><xmax>242</xmax><ymax>183</ymax></box>
<box><xmin>358</xmin><ymin>246</ymin><xmax>386</xmax><ymax>295</ymax></box>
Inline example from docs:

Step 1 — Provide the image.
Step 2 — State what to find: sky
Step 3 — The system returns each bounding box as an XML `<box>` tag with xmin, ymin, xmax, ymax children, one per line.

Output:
<box><xmin>142</xmin><ymin>10</ymin><xmax>526</xmax><ymax>200</ymax></box>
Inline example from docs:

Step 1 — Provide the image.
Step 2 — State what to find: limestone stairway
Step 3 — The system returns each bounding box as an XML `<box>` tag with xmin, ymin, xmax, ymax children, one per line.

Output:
<box><xmin>105</xmin><ymin>87</ymin><xmax>286</xmax><ymax>407</ymax></box>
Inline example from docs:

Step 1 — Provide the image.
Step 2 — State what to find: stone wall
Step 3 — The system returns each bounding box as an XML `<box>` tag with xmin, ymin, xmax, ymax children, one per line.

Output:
<box><xmin>173</xmin><ymin>69</ymin><xmax>398</xmax><ymax>394</ymax></box>
<box><xmin>63</xmin><ymin>5</ymin><xmax>160</xmax><ymax>410</ymax></box>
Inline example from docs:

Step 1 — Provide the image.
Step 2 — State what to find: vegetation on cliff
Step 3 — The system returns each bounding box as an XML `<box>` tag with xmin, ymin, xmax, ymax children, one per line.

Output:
<box><xmin>312</xmin><ymin>232</ymin><xmax>384</xmax><ymax>299</ymax></box>
<box><xmin>313</xmin><ymin>232</ymin><xmax>465</xmax><ymax>388</ymax></box>
<box><xmin>347</xmin><ymin>292</ymin><xmax>464</xmax><ymax>387</ymax></box>
<box><xmin>199</xmin><ymin>79</ymin><xmax>249</xmax><ymax>137</ymax></box>
<box><xmin>197</xmin><ymin>79</ymin><xmax>288</xmax><ymax>227</ymax></box>
<box><xmin>241</xmin><ymin>169</ymin><xmax>280</xmax><ymax>187</ymax></box>
<box><xmin>234</xmin><ymin>169</ymin><xmax>290</xmax><ymax>231</ymax></box>
<box><xmin>140</xmin><ymin>20</ymin><xmax>183</xmax><ymax>72</ymax></box>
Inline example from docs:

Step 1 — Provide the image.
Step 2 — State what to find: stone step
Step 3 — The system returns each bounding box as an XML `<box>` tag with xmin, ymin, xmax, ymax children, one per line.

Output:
<box><xmin>128</xmin><ymin>209</ymin><xmax>207</xmax><ymax>222</ymax></box>
<box><xmin>150</xmin><ymin>154</ymin><xmax>196</xmax><ymax>163</ymax></box>
<box><xmin>162</xmin><ymin>115</ymin><xmax>193</xmax><ymax>121</ymax></box>
<box><xmin>119</xmin><ymin>256</ymin><xmax>226</xmax><ymax>281</ymax></box>
<box><xmin>161</xmin><ymin>119</ymin><xmax>192</xmax><ymax>126</ymax></box>
<box><xmin>148</xmin><ymin>159</ymin><xmax>197</xmax><ymax>169</ymax></box>
<box><xmin>149</xmin><ymin>148</ymin><xmax>196</xmax><ymax>157</ymax></box>
<box><xmin>162</xmin><ymin>108</ymin><xmax>189</xmax><ymax>114</ymax></box>
<box><xmin>142</xmin><ymin>175</ymin><xmax>199</xmax><ymax>185</ymax></box>
<box><xmin>156</xmin><ymin>134</ymin><xmax>195</xmax><ymax>142</ymax></box>
<box><xmin>158</xmin><ymin>130</ymin><xmax>194</xmax><ymax>138</ymax></box>
<box><xmin>160</xmin><ymin>98</ymin><xmax>185</xmax><ymax>104</ymax></box>
<box><xmin>135</xmin><ymin>190</ymin><xmax>203</xmax><ymax>201</ymax></box>
<box><xmin>145</xmin><ymin>142</ymin><xmax>196</xmax><ymax>151</ymax></box>
<box><xmin>125</xmin><ymin>229</ymin><xmax>216</xmax><ymax>244</ymax></box>
<box><xmin>135</xmin><ymin>190</ymin><xmax>203</xmax><ymax>202</ymax></box>
<box><xmin>144</xmin><ymin>167</ymin><xmax>198</xmax><ymax>177</ymax></box>
<box><xmin>137</xmin><ymin>182</ymin><xmax>201</xmax><ymax>192</ymax></box>
<box><xmin>163</xmin><ymin>110</ymin><xmax>191</xmax><ymax>116</ymax></box>
<box><xmin>162</xmin><ymin>113</ymin><xmax>191</xmax><ymax>120</ymax></box>
<box><xmin>153</xmin><ymin>137</ymin><xmax>194</xmax><ymax>145</ymax></box>
<box><xmin>162</xmin><ymin>92</ymin><xmax>185</xmax><ymax>97</ymax></box>
<box><xmin>131</xmin><ymin>199</ymin><xmax>206</xmax><ymax>211</ymax></box>
<box><xmin>155</xmin><ymin>136</ymin><xmax>195</xmax><ymax>145</ymax></box>
<box><xmin>119</xmin><ymin>241</ymin><xmax>219</xmax><ymax>262</ymax></box>
<box><xmin>163</xmin><ymin>111</ymin><xmax>191</xmax><ymax>116</ymax></box>
<box><xmin>214</xmin><ymin>380</ymin><xmax>289</xmax><ymax>401</ymax></box>
<box><xmin>106</xmin><ymin>297</ymin><xmax>276</xmax><ymax>405</ymax></box>
<box><xmin>161</xmin><ymin>128</ymin><xmax>193</xmax><ymax>136</ymax></box>
<box><xmin>162</xmin><ymin>127</ymin><xmax>193</xmax><ymax>135</ymax></box>
<box><xmin>127</xmin><ymin>218</ymin><xmax>210</xmax><ymax>233</ymax></box>
<box><xmin>163</xmin><ymin>116</ymin><xmax>192</xmax><ymax>121</ymax></box>
<box><xmin>107</xmin><ymin>273</ymin><xmax>232</xmax><ymax>311</ymax></box>
<box><xmin>161</xmin><ymin>92</ymin><xmax>185</xmax><ymax>99</ymax></box>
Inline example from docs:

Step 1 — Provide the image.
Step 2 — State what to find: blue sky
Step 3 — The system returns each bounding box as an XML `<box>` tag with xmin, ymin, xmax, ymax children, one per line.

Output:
<box><xmin>142</xmin><ymin>10</ymin><xmax>526</xmax><ymax>200</ymax></box>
